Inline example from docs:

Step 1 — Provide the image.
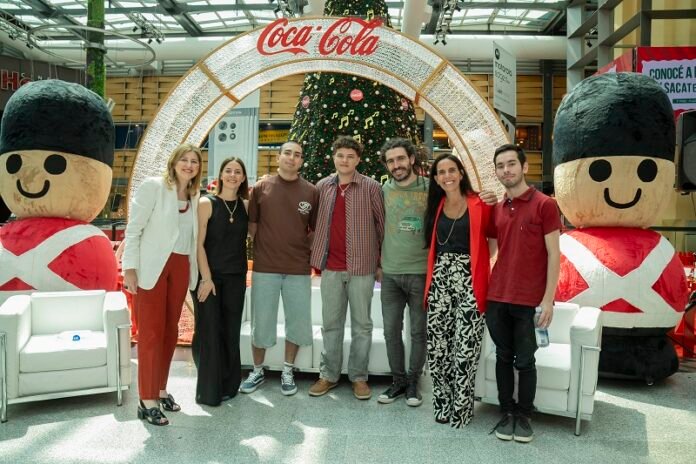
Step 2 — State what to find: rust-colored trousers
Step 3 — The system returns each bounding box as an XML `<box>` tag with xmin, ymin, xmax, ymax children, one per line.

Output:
<box><xmin>135</xmin><ymin>253</ymin><xmax>189</xmax><ymax>400</ymax></box>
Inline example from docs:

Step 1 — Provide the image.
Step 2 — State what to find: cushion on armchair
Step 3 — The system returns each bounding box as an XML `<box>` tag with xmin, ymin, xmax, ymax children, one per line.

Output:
<box><xmin>30</xmin><ymin>290</ymin><xmax>106</xmax><ymax>335</ymax></box>
<box><xmin>20</xmin><ymin>330</ymin><xmax>107</xmax><ymax>373</ymax></box>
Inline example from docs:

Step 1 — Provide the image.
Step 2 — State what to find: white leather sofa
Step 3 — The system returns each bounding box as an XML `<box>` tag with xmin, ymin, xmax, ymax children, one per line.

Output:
<box><xmin>240</xmin><ymin>282</ymin><xmax>411</xmax><ymax>374</ymax></box>
<box><xmin>0</xmin><ymin>290</ymin><xmax>131</xmax><ymax>422</ymax></box>
<box><xmin>474</xmin><ymin>302</ymin><xmax>602</xmax><ymax>435</ymax></box>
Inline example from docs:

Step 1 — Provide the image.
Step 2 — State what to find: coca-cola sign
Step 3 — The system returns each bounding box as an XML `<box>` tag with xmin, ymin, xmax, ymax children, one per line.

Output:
<box><xmin>257</xmin><ymin>17</ymin><xmax>383</xmax><ymax>57</ymax></box>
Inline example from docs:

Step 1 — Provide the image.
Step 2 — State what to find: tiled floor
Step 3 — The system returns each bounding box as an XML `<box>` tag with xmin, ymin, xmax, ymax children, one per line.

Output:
<box><xmin>1</xmin><ymin>351</ymin><xmax>695</xmax><ymax>464</ymax></box>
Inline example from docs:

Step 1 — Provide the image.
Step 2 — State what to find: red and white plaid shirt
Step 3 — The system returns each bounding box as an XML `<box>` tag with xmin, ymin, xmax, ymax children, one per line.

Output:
<box><xmin>311</xmin><ymin>172</ymin><xmax>384</xmax><ymax>275</ymax></box>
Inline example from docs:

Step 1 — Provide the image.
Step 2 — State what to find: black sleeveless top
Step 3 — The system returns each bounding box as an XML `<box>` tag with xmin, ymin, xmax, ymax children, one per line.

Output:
<box><xmin>435</xmin><ymin>209</ymin><xmax>470</xmax><ymax>254</ymax></box>
<box><xmin>204</xmin><ymin>194</ymin><xmax>248</xmax><ymax>275</ymax></box>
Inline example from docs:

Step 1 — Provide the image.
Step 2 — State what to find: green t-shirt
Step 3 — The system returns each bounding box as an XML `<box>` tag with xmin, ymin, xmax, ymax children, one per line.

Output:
<box><xmin>381</xmin><ymin>176</ymin><xmax>429</xmax><ymax>274</ymax></box>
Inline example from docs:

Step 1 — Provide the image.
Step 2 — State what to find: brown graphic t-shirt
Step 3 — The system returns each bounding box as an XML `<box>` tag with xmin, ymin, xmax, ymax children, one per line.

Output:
<box><xmin>248</xmin><ymin>174</ymin><xmax>319</xmax><ymax>275</ymax></box>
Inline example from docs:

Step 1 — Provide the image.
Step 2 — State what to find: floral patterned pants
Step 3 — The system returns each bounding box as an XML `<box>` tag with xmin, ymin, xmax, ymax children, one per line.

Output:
<box><xmin>426</xmin><ymin>252</ymin><xmax>484</xmax><ymax>428</ymax></box>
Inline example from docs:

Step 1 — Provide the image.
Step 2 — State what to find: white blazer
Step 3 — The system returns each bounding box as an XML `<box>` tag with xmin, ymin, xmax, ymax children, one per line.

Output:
<box><xmin>122</xmin><ymin>176</ymin><xmax>199</xmax><ymax>291</ymax></box>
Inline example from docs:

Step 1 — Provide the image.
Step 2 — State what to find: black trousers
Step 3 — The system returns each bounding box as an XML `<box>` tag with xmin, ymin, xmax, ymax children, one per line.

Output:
<box><xmin>485</xmin><ymin>301</ymin><xmax>538</xmax><ymax>417</ymax></box>
<box><xmin>191</xmin><ymin>273</ymin><xmax>246</xmax><ymax>406</ymax></box>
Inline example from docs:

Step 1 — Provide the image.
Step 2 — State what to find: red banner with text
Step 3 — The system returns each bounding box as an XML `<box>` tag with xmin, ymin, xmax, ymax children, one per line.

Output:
<box><xmin>636</xmin><ymin>46</ymin><xmax>696</xmax><ymax>119</ymax></box>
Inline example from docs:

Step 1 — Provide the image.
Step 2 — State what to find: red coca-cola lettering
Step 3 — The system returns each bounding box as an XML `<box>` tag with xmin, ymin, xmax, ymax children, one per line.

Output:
<box><xmin>318</xmin><ymin>18</ymin><xmax>382</xmax><ymax>56</ymax></box>
<box><xmin>257</xmin><ymin>17</ymin><xmax>382</xmax><ymax>57</ymax></box>
<box><xmin>257</xmin><ymin>18</ymin><xmax>313</xmax><ymax>56</ymax></box>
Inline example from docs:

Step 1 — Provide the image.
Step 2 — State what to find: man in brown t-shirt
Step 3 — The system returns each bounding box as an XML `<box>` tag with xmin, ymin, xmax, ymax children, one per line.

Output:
<box><xmin>239</xmin><ymin>141</ymin><xmax>319</xmax><ymax>397</ymax></box>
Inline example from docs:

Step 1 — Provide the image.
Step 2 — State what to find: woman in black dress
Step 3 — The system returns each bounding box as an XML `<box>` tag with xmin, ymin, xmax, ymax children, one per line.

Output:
<box><xmin>193</xmin><ymin>157</ymin><xmax>249</xmax><ymax>406</ymax></box>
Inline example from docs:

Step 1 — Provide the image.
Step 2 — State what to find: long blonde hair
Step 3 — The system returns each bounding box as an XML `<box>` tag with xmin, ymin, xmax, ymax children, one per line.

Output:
<box><xmin>163</xmin><ymin>143</ymin><xmax>203</xmax><ymax>197</ymax></box>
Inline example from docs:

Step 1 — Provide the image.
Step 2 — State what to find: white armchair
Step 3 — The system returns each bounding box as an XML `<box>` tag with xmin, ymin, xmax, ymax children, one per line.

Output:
<box><xmin>474</xmin><ymin>302</ymin><xmax>602</xmax><ymax>435</ymax></box>
<box><xmin>0</xmin><ymin>290</ymin><xmax>131</xmax><ymax>422</ymax></box>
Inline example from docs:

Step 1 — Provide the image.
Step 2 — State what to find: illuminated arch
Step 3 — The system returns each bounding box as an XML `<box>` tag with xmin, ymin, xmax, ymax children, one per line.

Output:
<box><xmin>129</xmin><ymin>17</ymin><xmax>509</xmax><ymax>197</ymax></box>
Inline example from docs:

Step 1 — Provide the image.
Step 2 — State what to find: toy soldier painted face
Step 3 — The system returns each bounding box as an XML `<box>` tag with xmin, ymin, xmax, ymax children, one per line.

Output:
<box><xmin>552</xmin><ymin>73</ymin><xmax>676</xmax><ymax>229</ymax></box>
<box><xmin>0</xmin><ymin>80</ymin><xmax>114</xmax><ymax>222</ymax></box>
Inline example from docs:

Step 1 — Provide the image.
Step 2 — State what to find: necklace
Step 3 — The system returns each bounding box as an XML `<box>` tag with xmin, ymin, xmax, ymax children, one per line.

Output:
<box><xmin>338</xmin><ymin>183</ymin><xmax>350</xmax><ymax>197</ymax></box>
<box><xmin>221</xmin><ymin>197</ymin><xmax>238</xmax><ymax>223</ymax></box>
<box><xmin>178</xmin><ymin>199</ymin><xmax>190</xmax><ymax>213</ymax></box>
<box><xmin>436</xmin><ymin>202</ymin><xmax>466</xmax><ymax>246</ymax></box>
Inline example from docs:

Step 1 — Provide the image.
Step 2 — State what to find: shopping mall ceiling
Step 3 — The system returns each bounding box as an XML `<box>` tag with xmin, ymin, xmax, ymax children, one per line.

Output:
<box><xmin>0</xmin><ymin>0</ymin><xmax>568</xmax><ymax>71</ymax></box>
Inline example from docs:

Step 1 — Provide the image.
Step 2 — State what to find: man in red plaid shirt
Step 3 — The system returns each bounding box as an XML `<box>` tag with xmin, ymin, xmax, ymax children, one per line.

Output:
<box><xmin>308</xmin><ymin>136</ymin><xmax>385</xmax><ymax>400</ymax></box>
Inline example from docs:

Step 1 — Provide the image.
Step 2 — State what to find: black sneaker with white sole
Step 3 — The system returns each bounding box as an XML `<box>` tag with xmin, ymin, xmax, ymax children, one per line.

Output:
<box><xmin>405</xmin><ymin>382</ymin><xmax>423</xmax><ymax>407</ymax></box>
<box><xmin>377</xmin><ymin>382</ymin><xmax>407</xmax><ymax>404</ymax></box>
<box><xmin>490</xmin><ymin>413</ymin><xmax>515</xmax><ymax>441</ymax></box>
<box><xmin>514</xmin><ymin>414</ymin><xmax>534</xmax><ymax>443</ymax></box>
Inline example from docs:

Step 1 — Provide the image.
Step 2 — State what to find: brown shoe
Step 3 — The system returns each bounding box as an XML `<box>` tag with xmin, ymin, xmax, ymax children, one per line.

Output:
<box><xmin>352</xmin><ymin>381</ymin><xmax>371</xmax><ymax>400</ymax></box>
<box><xmin>308</xmin><ymin>378</ymin><xmax>338</xmax><ymax>397</ymax></box>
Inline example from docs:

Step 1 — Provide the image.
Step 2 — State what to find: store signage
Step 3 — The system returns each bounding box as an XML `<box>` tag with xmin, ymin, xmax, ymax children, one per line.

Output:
<box><xmin>257</xmin><ymin>17</ymin><xmax>382</xmax><ymax>57</ymax></box>
<box><xmin>0</xmin><ymin>69</ymin><xmax>32</xmax><ymax>91</ymax></box>
<box><xmin>493</xmin><ymin>41</ymin><xmax>516</xmax><ymax>118</ymax></box>
<box><xmin>0</xmin><ymin>56</ymin><xmax>83</xmax><ymax>109</ymax></box>
<box><xmin>636</xmin><ymin>46</ymin><xmax>696</xmax><ymax>119</ymax></box>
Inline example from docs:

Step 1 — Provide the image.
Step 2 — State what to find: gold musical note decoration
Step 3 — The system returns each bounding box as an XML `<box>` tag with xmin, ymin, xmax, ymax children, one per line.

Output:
<box><xmin>354</xmin><ymin>134</ymin><xmax>362</xmax><ymax>143</ymax></box>
<box><xmin>331</xmin><ymin>112</ymin><xmax>339</xmax><ymax>119</ymax></box>
<box><xmin>348</xmin><ymin>109</ymin><xmax>355</xmax><ymax>116</ymax></box>
<box><xmin>339</xmin><ymin>116</ymin><xmax>349</xmax><ymax>129</ymax></box>
<box><xmin>372</xmin><ymin>111</ymin><xmax>380</xmax><ymax>118</ymax></box>
<box><xmin>366</xmin><ymin>9</ymin><xmax>375</xmax><ymax>20</ymax></box>
<box><xmin>363</xmin><ymin>116</ymin><xmax>375</xmax><ymax>129</ymax></box>
<box><xmin>329</xmin><ymin>77</ymin><xmax>335</xmax><ymax>85</ymax></box>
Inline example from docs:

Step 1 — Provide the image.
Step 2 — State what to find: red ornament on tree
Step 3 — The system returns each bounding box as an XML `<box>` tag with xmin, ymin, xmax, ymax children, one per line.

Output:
<box><xmin>401</xmin><ymin>98</ymin><xmax>409</xmax><ymax>110</ymax></box>
<box><xmin>350</xmin><ymin>89</ymin><xmax>364</xmax><ymax>102</ymax></box>
<box><xmin>301</xmin><ymin>95</ymin><xmax>310</xmax><ymax>108</ymax></box>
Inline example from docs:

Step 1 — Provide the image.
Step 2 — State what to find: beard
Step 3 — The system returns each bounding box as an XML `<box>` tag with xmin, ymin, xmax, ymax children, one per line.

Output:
<box><xmin>390</xmin><ymin>166</ymin><xmax>412</xmax><ymax>182</ymax></box>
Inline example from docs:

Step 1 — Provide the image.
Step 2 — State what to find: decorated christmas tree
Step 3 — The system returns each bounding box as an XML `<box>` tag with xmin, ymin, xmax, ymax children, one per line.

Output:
<box><xmin>288</xmin><ymin>0</ymin><xmax>421</xmax><ymax>182</ymax></box>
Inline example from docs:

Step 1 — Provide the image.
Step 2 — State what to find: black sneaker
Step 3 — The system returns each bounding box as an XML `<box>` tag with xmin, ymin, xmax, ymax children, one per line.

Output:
<box><xmin>489</xmin><ymin>413</ymin><xmax>515</xmax><ymax>441</ymax></box>
<box><xmin>405</xmin><ymin>382</ymin><xmax>423</xmax><ymax>407</ymax></box>
<box><xmin>514</xmin><ymin>415</ymin><xmax>534</xmax><ymax>443</ymax></box>
<box><xmin>377</xmin><ymin>382</ymin><xmax>407</xmax><ymax>404</ymax></box>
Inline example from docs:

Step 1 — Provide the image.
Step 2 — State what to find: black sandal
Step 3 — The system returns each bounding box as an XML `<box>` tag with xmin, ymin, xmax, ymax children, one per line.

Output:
<box><xmin>137</xmin><ymin>401</ymin><xmax>169</xmax><ymax>426</ymax></box>
<box><xmin>159</xmin><ymin>393</ymin><xmax>181</xmax><ymax>412</ymax></box>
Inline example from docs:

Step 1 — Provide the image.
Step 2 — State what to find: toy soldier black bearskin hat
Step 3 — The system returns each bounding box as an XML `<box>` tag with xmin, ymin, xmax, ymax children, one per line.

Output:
<box><xmin>553</xmin><ymin>72</ymin><xmax>675</xmax><ymax>166</ymax></box>
<box><xmin>0</xmin><ymin>79</ymin><xmax>114</xmax><ymax>166</ymax></box>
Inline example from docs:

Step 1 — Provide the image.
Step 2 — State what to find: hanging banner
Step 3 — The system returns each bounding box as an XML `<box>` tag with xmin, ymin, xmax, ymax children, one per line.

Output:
<box><xmin>493</xmin><ymin>41</ymin><xmax>516</xmax><ymax>118</ymax></box>
<box><xmin>636</xmin><ymin>46</ymin><xmax>696</xmax><ymax>119</ymax></box>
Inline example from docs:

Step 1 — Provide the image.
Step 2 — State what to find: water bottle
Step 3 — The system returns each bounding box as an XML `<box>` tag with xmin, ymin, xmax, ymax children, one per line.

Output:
<box><xmin>72</xmin><ymin>334</ymin><xmax>81</xmax><ymax>342</ymax></box>
<box><xmin>534</xmin><ymin>306</ymin><xmax>549</xmax><ymax>348</ymax></box>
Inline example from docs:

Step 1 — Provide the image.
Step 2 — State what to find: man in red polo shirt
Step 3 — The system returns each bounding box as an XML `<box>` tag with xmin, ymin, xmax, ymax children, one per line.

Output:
<box><xmin>486</xmin><ymin>144</ymin><xmax>561</xmax><ymax>443</ymax></box>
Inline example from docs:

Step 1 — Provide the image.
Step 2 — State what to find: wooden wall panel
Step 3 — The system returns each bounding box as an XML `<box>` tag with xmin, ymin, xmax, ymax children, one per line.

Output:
<box><xmin>552</xmin><ymin>75</ymin><xmax>567</xmax><ymax>116</ymax></box>
<box><xmin>106</xmin><ymin>76</ymin><xmax>180</xmax><ymax>122</ymax></box>
<box><xmin>257</xmin><ymin>149</ymin><xmax>279</xmax><ymax>177</ymax></box>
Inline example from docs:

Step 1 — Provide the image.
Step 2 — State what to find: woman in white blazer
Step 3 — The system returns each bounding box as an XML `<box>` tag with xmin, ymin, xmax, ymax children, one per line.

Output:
<box><xmin>123</xmin><ymin>142</ymin><xmax>202</xmax><ymax>426</ymax></box>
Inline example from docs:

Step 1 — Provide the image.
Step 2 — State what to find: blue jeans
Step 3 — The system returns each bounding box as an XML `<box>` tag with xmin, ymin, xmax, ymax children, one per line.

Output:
<box><xmin>380</xmin><ymin>273</ymin><xmax>427</xmax><ymax>383</ymax></box>
<box><xmin>319</xmin><ymin>271</ymin><xmax>374</xmax><ymax>382</ymax></box>
<box><xmin>485</xmin><ymin>301</ymin><xmax>538</xmax><ymax>417</ymax></box>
